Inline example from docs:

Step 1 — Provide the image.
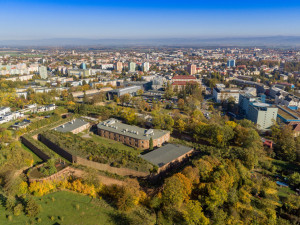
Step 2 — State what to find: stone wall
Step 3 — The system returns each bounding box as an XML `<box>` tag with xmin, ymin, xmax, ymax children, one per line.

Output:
<box><xmin>39</xmin><ymin>134</ymin><xmax>76</xmax><ymax>163</ymax></box>
<box><xmin>28</xmin><ymin>166</ymin><xmax>72</xmax><ymax>183</ymax></box>
<box><xmin>75</xmin><ymin>157</ymin><xmax>148</xmax><ymax>177</ymax></box>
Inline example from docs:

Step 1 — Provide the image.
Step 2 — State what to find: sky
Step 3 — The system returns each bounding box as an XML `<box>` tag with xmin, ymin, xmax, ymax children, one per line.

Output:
<box><xmin>0</xmin><ymin>0</ymin><xmax>300</xmax><ymax>40</ymax></box>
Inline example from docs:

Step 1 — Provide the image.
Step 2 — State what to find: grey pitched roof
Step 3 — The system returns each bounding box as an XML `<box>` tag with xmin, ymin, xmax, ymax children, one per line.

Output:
<box><xmin>97</xmin><ymin>119</ymin><xmax>169</xmax><ymax>140</ymax></box>
<box><xmin>141</xmin><ymin>143</ymin><xmax>193</xmax><ymax>167</ymax></box>
<box><xmin>54</xmin><ymin>118</ymin><xmax>89</xmax><ymax>133</ymax></box>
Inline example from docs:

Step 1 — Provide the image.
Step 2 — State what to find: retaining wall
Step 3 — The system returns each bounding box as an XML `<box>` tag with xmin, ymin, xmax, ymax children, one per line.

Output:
<box><xmin>21</xmin><ymin>136</ymin><xmax>51</xmax><ymax>161</ymax></box>
<box><xmin>28</xmin><ymin>166</ymin><xmax>72</xmax><ymax>183</ymax></box>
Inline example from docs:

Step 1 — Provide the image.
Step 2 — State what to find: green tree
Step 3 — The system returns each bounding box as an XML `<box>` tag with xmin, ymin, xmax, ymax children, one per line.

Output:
<box><xmin>137</xmin><ymin>89</ymin><xmax>144</xmax><ymax>96</ymax></box>
<box><xmin>175</xmin><ymin>119</ymin><xmax>186</xmax><ymax>133</ymax></box>
<box><xmin>149</xmin><ymin>137</ymin><xmax>153</xmax><ymax>150</ymax></box>
<box><xmin>182</xmin><ymin>200</ymin><xmax>209</xmax><ymax>225</ymax></box>
<box><xmin>289</xmin><ymin>172</ymin><xmax>300</xmax><ymax>189</ymax></box>
<box><xmin>120</xmin><ymin>93</ymin><xmax>131</xmax><ymax>106</ymax></box>
<box><xmin>164</xmin><ymin>81</ymin><xmax>174</xmax><ymax>100</ymax></box>
<box><xmin>275</xmin><ymin>126</ymin><xmax>296</xmax><ymax>161</ymax></box>
<box><xmin>5</xmin><ymin>196</ymin><xmax>16</xmax><ymax>212</ymax></box>
<box><xmin>13</xmin><ymin>204</ymin><xmax>24</xmax><ymax>216</ymax></box>
<box><xmin>25</xmin><ymin>198</ymin><xmax>41</xmax><ymax>217</ymax></box>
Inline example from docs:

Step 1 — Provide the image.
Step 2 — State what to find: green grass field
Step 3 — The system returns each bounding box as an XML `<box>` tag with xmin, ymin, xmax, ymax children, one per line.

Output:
<box><xmin>0</xmin><ymin>191</ymin><xmax>155</xmax><ymax>225</ymax></box>
<box><xmin>21</xmin><ymin>144</ymin><xmax>43</xmax><ymax>166</ymax></box>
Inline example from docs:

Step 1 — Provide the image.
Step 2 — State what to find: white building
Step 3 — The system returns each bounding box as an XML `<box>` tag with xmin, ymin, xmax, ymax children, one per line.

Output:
<box><xmin>0</xmin><ymin>107</ymin><xmax>11</xmax><ymax>116</ymax></box>
<box><xmin>213</xmin><ymin>86</ymin><xmax>241</xmax><ymax>103</ymax></box>
<box><xmin>128</xmin><ymin>62</ymin><xmax>136</xmax><ymax>72</ymax></box>
<box><xmin>142</xmin><ymin>62</ymin><xmax>150</xmax><ymax>72</ymax></box>
<box><xmin>39</xmin><ymin>66</ymin><xmax>48</xmax><ymax>79</ymax></box>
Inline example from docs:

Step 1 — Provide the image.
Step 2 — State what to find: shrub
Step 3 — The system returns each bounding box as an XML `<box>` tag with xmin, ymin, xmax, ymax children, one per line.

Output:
<box><xmin>25</xmin><ymin>198</ymin><xmax>41</xmax><ymax>217</ymax></box>
<box><xmin>5</xmin><ymin>196</ymin><xmax>16</xmax><ymax>212</ymax></box>
<box><xmin>13</xmin><ymin>204</ymin><xmax>24</xmax><ymax>216</ymax></box>
<box><xmin>7</xmin><ymin>215</ymin><xmax>13</xmax><ymax>221</ymax></box>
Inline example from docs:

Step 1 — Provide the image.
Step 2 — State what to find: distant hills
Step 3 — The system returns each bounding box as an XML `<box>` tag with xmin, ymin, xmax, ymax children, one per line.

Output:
<box><xmin>0</xmin><ymin>36</ymin><xmax>300</xmax><ymax>47</ymax></box>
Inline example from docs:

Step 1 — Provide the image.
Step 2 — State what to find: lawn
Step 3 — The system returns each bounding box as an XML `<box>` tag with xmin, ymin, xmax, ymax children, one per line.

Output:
<box><xmin>21</xmin><ymin>144</ymin><xmax>43</xmax><ymax>166</ymax></box>
<box><xmin>278</xmin><ymin>186</ymin><xmax>296</xmax><ymax>199</ymax></box>
<box><xmin>88</xmin><ymin>133</ymin><xmax>138</xmax><ymax>154</ymax></box>
<box><xmin>0</xmin><ymin>191</ymin><xmax>155</xmax><ymax>225</ymax></box>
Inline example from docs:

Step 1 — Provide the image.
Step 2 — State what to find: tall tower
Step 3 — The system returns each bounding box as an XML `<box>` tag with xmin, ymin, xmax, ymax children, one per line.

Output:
<box><xmin>187</xmin><ymin>64</ymin><xmax>196</xmax><ymax>75</ymax></box>
<box><xmin>128</xmin><ymin>62</ymin><xmax>136</xmax><ymax>72</ymax></box>
<box><xmin>115</xmin><ymin>62</ymin><xmax>123</xmax><ymax>72</ymax></box>
<box><xmin>142</xmin><ymin>62</ymin><xmax>150</xmax><ymax>72</ymax></box>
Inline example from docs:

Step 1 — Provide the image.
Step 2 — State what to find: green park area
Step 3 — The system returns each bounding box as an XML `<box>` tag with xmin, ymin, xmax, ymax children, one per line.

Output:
<box><xmin>0</xmin><ymin>191</ymin><xmax>154</xmax><ymax>225</ymax></box>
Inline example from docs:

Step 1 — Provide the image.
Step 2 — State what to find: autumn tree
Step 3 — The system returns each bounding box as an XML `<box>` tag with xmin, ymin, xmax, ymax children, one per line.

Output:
<box><xmin>115</xmin><ymin>179</ymin><xmax>143</xmax><ymax>211</ymax></box>
<box><xmin>178</xmin><ymin>98</ymin><xmax>185</xmax><ymax>110</ymax></box>
<box><xmin>182</xmin><ymin>200</ymin><xmax>209</xmax><ymax>225</ymax></box>
<box><xmin>275</xmin><ymin>126</ymin><xmax>296</xmax><ymax>161</ymax></box>
<box><xmin>162</xmin><ymin>173</ymin><xmax>192</xmax><ymax>208</ymax></box>
<box><xmin>120</xmin><ymin>93</ymin><xmax>131</xmax><ymax>106</ymax></box>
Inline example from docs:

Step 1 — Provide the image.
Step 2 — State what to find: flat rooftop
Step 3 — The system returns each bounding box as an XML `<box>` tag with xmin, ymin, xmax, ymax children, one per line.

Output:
<box><xmin>97</xmin><ymin>118</ymin><xmax>169</xmax><ymax>140</ymax></box>
<box><xmin>252</xmin><ymin>102</ymin><xmax>270</xmax><ymax>108</ymax></box>
<box><xmin>108</xmin><ymin>86</ymin><xmax>141</xmax><ymax>93</ymax></box>
<box><xmin>141</xmin><ymin>143</ymin><xmax>193</xmax><ymax>168</ymax></box>
<box><xmin>54</xmin><ymin>118</ymin><xmax>89</xmax><ymax>133</ymax></box>
<box><xmin>277</xmin><ymin>106</ymin><xmax>300</xmax><ymax>120</ymax></box>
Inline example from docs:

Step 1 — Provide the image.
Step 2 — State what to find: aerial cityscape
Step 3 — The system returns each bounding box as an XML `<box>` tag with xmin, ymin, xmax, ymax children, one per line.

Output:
<box><xmin>0</xmin><ymin>1</ymin><xmax>299</xmax><ymax>225</ymax></box>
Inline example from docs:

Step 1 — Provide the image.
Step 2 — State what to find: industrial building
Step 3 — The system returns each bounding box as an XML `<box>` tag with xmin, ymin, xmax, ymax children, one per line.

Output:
<box><xmin>123</xmin><ymin>81</ymin><xmax>152</xmax><ymax>91</ymax></box>
<box><xmin>97</xmin><ymin>119</ymin><xmax>170</xmax><ymax>150</ymax></box>
<box><xmin>107</xmin><ymin>86</ymin><xmax>142</xmax><ymax>100</ymax></box>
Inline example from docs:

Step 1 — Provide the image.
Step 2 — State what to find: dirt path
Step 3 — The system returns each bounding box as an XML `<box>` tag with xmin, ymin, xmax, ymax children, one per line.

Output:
<box><xmin>69</xmin><ymin>168</ymin><xmax>125</xmax><ymax>186</ymax></box>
